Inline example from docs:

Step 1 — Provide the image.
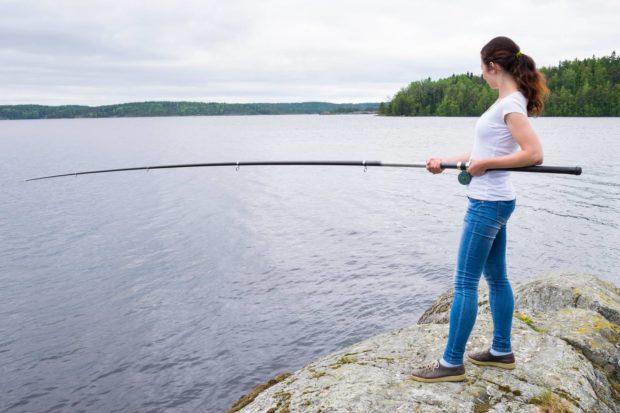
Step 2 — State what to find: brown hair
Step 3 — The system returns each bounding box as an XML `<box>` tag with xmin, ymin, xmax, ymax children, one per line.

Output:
<box><xmin>481</xmin><ymin>36</ymin><xmax>549</xmax><ymax>116</ymax></box>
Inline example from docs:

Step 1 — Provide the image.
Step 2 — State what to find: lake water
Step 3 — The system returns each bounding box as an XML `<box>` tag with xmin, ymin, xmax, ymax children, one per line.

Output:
<box><xmin>1</xmin><ymin>115</ymin><xmax>618</xmax><ymax>412</ymax></box>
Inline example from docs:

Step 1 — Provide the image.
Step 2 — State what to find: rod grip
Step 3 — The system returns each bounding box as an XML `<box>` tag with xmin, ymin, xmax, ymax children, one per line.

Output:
<box><xmin>440</xmin><ymin>163</ymin><xmax>582</xmax><ymax>175</ymax></box>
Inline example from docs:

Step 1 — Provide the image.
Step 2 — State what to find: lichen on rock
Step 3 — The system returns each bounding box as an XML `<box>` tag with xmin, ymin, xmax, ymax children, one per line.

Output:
<box><xmin>230</xmin><ymin>273</ymin><xmax>620</xmax><ymax>412</ymax></box>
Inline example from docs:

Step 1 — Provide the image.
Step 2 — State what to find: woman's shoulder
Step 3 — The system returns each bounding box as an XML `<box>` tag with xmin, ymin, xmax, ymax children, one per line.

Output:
<box><xmin>503</xmin><ymin>90</ymin><xmax>527</xmax><ymax>104</ymax></box>
<box><xmin>499</xmin><ymin>91</ymin><xmax>527</xmax><ymax>114</ymax></box>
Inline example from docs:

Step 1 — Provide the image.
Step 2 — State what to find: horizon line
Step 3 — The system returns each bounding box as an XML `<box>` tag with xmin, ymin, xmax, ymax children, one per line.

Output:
<box><xmin>0</xmin><ymin>100</ymin><xmax>383</xmax><ymax>108</ymax></box>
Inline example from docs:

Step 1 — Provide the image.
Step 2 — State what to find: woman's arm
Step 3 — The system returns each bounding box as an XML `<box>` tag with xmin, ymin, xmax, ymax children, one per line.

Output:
<box><xmin>426</xmin><ymin>152</ymin><xmax>471</xmax><ymax>174</ymax></box>
<box><xmin>467</xmin><ymin>113</ymin><xmax>543</xmax><ymax>176</ymax></box>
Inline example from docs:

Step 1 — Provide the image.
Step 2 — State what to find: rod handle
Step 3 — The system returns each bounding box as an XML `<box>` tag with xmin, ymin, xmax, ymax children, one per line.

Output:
<box><xmin>440</xmin><ymin>163</ymin><xmax>582</xmax><ymax>175</ymax></box>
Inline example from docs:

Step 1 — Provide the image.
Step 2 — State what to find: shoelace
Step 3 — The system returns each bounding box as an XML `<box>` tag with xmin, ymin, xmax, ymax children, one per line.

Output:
<box><xmin>420</xmin><ymin>360</ymin><xmax>440</xmax><ymax>371</ymax></box>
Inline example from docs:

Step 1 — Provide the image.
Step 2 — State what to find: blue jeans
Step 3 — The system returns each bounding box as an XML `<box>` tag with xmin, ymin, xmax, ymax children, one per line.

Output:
<box><xmin>442</xmin><ymin>197</ymin><xmax>516</xmax><ymax>365</ymax></box>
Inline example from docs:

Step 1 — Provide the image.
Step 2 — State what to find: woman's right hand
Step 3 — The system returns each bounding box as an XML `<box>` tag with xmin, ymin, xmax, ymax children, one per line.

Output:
<box><xmin>426</xmin><ymin>158</ymin><xmax>444</xmax><ymax>174</ymax></box>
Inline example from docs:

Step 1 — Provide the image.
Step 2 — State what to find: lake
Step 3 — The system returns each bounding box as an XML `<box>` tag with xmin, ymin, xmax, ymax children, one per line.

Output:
<box><xmin>1</xmin><ymin>115</ymin><xmax>618</xmax><ymax>412</ymax></box>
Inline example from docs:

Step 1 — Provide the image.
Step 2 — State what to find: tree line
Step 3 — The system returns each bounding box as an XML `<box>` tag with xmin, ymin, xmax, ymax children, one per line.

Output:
<box><xmin>0</xmin><ymin>102</ymin><xmax>379</xmax><ymax>120</ymax></box>
<box><xmin>379</xmin><ymin>52</ymin><xmax>620</xmax><ymax>116</ymax></box>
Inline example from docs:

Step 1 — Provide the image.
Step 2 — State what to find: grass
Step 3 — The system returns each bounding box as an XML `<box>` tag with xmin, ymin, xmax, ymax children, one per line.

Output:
<box><xmin>529</xmin><ymin>389</ymin><xmax>573</xmax><ymax>413</ymax></box>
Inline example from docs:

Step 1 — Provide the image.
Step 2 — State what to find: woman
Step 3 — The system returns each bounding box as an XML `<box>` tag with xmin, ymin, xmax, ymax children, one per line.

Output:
<box><xmin>411</xmin><ymin>36</ymin><xmax>549</xmax><ymax>383</ymax></box>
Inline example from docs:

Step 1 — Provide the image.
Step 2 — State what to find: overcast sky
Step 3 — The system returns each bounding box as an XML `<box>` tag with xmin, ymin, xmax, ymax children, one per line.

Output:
<box><xmin>1</xmin><ymin>0</ymin><xmax>618</xmax><ymax>105</ymax></box>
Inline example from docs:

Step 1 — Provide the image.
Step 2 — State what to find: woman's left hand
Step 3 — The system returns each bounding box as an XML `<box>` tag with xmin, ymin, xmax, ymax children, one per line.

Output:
<box><xmin>467</xmin><ymin>159</ymin><xmax>488</xmax><ymax>177</ymax></box>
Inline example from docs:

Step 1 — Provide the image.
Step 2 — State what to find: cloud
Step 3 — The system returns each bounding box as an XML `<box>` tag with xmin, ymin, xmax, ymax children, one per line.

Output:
<box><xmin>1</xmin><ymin>0</ymin><xmax>618</xmax><ymax>104</ymax></box>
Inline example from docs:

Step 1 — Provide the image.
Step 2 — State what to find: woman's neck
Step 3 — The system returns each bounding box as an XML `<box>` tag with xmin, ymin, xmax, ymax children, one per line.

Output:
<box><xmin>497</xmin><ymin>72</ymin><xmax>519</xmax><ymax>98</ymax></box>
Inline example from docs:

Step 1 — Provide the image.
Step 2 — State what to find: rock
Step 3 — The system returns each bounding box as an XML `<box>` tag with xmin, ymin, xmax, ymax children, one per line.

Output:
<box><xmin>418</xmin><ymin>273</ymin><xmax>620</xmax><ymax>326</ymax></box>
<box><xmin>229</xmin><ymin>273</ymin><xmax>620</xmax><ymax>413</ymax></box>
<box><xmin>514</xmin><ymin>273</ymin><xmax>620</xmax><ymax>324</ymax></box>
<box><xmin>417</xmin><ymin>287</ymin><xmax>455</xmax><ymax>325</ymax></box>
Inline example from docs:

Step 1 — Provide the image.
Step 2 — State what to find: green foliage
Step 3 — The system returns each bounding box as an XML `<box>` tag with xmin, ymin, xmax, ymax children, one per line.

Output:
<box><xmin>0</xmin><ymin>102</ymin><xmax>379</xmax><ymax>120</ymax></box>
<box><xmin>380</xmin><ymin>52</ymin><xmax>619</xmax><ymax>117</ymax></box>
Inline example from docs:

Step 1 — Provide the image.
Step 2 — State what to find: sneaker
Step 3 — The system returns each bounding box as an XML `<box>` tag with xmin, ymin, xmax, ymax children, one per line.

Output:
<box><xmin>467</xmin><ymin>349</ymin><xmax>516</xmax><ymax>369</ymax></box>
<box><xmin>411</xmin><ymin>360</ymin><xmax>466</xmax><ymax>383</ymax></box>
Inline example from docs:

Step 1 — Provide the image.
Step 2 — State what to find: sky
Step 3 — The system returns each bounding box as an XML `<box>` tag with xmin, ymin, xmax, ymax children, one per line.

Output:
<box><xmin>1</xmin><ymin>0</ymin><xmax>618</xmax><ymax>105</ymax></box>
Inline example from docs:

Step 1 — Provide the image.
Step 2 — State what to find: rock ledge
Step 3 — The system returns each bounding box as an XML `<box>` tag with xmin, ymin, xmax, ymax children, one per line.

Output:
<box><xmin>229</xmin><ymin>273</ymin><xmax>620</xmax><ymax>413</ymax></box>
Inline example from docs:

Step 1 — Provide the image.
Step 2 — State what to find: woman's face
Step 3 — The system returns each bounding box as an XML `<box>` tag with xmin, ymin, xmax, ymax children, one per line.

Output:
<box><xmin>480</xmin><ymin>58</ymin><xmax>499</xmax><ymax>89</ymax></box>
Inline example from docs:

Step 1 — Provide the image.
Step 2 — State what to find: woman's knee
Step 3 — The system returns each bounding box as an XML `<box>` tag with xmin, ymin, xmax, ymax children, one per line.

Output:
<box><xmin>483</xmin><ymin>272</ymin><xmax>511</xmax><ymax>289</ymax></box>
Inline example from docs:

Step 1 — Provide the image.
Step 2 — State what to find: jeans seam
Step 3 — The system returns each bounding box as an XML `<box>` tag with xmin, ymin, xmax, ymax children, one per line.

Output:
<box><xmin>491</xmin><ymin>284</ymin><xmax>500</xmax><ymax>351</ymax></box>
<box><xmin>447</xmin><ymin>217</ymin><xmax>479</xmax><ymax>365</ymax></box>
<box><xmin>448</xmin><ymin>294</ymin><xmax>465</xmax><ymax>364</ymax></box>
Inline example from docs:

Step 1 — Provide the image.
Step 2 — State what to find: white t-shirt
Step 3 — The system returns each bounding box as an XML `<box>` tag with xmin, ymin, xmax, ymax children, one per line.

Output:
<box><xmin>467</xmin><ymin>91</ymin><xmax>527</xmax><ymax>201</ymax></box>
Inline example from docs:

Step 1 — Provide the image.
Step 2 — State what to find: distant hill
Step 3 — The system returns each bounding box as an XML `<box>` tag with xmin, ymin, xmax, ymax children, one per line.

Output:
<box><xmin>380</xmin><ymin>52</ymin><xmax>620</xmax><ymax>116</ymax></box>
<box><xmin>0</xmin><ymin>101</ymin><xmax>380</xmax><ymax>120</ymax></box>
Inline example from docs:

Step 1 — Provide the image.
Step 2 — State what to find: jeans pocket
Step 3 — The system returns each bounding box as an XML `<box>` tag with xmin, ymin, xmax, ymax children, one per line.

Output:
<box><xmin>465</xmin><ymin>199</ymin><xmax>484</xmax><ymax>224</ymax></box>
<box><xmin>496</xmin><ymin>200</ymin><xmax>516</xmax><ymax>223</ymax></box>
<box><xmin>467</xmin><ymin>198</ymin><xmax>485</xmax><ymax>212</ymax></box>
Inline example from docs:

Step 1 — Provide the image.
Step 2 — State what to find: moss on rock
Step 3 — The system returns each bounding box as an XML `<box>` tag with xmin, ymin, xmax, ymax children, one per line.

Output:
<box><xmin>514</xmin><ymin>310</ymin><xmax>547</xmax><ymax>333</ymax></box>
<box><xmin>529</xmin><ymin>389</ymin><xmax>574</xmax><ymax>413</ymax></box>
<box><xmin>226</xmin><ymin>372</ymin><xmax>292</xmax><ymax>413</ymax></box>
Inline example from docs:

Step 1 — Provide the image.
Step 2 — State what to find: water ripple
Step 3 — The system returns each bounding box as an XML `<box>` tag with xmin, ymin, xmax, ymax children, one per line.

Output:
<box><xmin>1</xmin><ymin>116</ymin><xmax>617</xmax><ymax>413</ymax></box>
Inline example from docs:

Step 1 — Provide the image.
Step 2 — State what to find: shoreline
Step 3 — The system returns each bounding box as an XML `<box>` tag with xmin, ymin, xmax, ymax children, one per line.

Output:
<box><xmin>228</xmin><ymin>272</ymin><xmax>620</xmax><ymax>412</ymax></box>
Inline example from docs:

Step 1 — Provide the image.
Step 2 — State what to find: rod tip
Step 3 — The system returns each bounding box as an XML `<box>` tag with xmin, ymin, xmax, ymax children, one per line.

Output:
<box><xmin>575</xmin><ymin>166</ymin><xmax>582</xmax><ymax>175</ymax></box>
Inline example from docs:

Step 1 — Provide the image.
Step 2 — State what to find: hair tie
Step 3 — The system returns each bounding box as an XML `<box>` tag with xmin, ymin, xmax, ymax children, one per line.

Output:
<box><xmin>515</xmin><ymin>51</ymin><xmax>523</xmax><ymax>60</ymax></box>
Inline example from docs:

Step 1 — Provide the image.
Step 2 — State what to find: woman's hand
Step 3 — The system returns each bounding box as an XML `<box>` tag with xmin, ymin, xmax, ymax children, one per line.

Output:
<box><xmin>467</xmin><ymin>159</ymin><xmax>488</xmax><ymax>177</ymax></box>
<box><xmin>426</xmin><ymin>158</ymin><xmax>444</xmax><ymax>174</ymax></box>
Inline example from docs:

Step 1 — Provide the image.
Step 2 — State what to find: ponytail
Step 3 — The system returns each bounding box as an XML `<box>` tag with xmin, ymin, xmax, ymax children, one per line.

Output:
<box><xmin>481</xmin><ymin>36</ymin><xmax>549</xmax><ymax>116</ymax></box>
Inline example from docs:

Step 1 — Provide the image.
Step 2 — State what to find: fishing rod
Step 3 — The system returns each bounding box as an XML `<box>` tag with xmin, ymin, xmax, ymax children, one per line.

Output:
<box><xmin>26</xmin><ymin>161</ymin><xmax>582</xmax><ymax>185</ymax></box>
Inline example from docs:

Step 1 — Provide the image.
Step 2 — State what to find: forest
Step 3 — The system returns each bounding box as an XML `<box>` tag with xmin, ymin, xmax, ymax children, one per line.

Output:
<box><xmin>379</xmin><ymin>53</ymin><xmax>619</xmax><ymax>116</ymax></box>
<box><xmin>0</xmin><ymin>102</ymin><xmax>379</xmax><ymax>120</ymax></box>
<box><xmin>2</xmin><ymin>53</ymin><xmax>617</xmax><ymax>119</ymax></box>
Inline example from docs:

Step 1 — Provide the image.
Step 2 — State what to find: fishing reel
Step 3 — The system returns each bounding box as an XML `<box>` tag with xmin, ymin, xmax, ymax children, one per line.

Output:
<box><xmin>458</xmin><ymin>171</ymin><xmax>472</xmax><ymax>185</ymax></box>
<box><xmin>456</xmin><ymin>161</ymin><xmax>472</xmax><ymax>185</ymax></box>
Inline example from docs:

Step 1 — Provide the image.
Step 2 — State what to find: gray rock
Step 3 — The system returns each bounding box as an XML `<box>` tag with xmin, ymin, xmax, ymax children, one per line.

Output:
<box><xmin>229</xmin><ymin>273</ymin><xmax>620</xmax><ymax>413</ymax></box>
<box><xmin>514</xmin><ymin>273</ymin><xmax>620</xmax><ymax>324</ymax></box>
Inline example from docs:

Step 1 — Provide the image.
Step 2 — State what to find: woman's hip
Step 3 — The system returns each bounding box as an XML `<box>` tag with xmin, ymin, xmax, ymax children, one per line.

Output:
<box><xmin>465</xmin><ymin>197</ymin><xmax>516</xmax><ymax>227</ymax></box>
